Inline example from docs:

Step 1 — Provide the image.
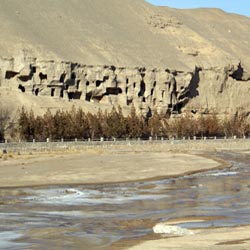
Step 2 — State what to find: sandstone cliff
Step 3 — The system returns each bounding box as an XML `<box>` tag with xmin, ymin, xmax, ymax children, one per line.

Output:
<box><xmin>0</xmin><ymin>0</ymin><xmax>249</xmax><ymax>119</ymax></box>
<box><xmin>0</xmin><ymin>57</ymin><xmax>249</xmax><ymax>118</ymax></box>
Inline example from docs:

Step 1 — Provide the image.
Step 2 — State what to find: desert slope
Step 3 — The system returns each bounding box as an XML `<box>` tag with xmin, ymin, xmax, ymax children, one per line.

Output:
<box><xmin>0</xmin><ymin>0</ymin><xmax>250</xmax><ymax>70</ymax></box>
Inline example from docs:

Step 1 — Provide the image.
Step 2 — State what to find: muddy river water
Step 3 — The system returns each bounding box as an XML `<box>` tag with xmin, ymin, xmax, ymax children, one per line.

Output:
<box><xmin>0</xmin><ymin>152</ymin><xmax>250</xmax><ymax>249</ymax></box>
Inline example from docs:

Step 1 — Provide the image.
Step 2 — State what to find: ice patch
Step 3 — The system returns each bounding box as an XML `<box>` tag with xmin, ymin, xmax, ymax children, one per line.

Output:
<box><xmin>22</xmin><ymin>187</ymin><xmax>169</xmax><ymax>205</ymax></box>
<box><xmin>153</xmin><ymin>224</ymin><xmax>194</xmax><ymax>236</ymax></box>
<box><xmin>206</xmin><ymin>171</ymin><xmax>238</xmax><ymax>177</ymax></box>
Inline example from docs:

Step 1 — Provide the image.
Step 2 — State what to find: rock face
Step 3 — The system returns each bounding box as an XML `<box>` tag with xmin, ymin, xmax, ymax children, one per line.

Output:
<box><xmin>1</xmin><ymin>56</ymin><xmax>249</xmax><ymax>117</ymax></box>
<box><xmin>0</xmin><ymin>57</ymin><xmax>182</xmax><ymax>115</ymax></box>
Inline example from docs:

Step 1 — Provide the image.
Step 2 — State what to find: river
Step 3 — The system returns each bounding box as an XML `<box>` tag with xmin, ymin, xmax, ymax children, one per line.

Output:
<box><xmin>0</xmin><ymin>151</ymin><xmax>249</xmax><ymax>249</ymax></box>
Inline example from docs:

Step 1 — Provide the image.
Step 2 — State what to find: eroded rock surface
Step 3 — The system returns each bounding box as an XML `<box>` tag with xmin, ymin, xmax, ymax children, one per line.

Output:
<box><xmin>1</xmin><ymin>56</ymin><xmax>249</xmax><ymax>117</ymax></box>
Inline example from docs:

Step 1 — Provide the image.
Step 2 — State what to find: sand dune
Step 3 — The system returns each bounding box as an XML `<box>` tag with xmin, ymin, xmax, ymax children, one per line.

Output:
<box><xmin>0</xmin><ymin>0</ymin><xmax>250</xmax><ymax>70</ymax></box>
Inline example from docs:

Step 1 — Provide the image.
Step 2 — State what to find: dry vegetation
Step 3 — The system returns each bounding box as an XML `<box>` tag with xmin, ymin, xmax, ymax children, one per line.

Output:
<box><xmin>15</xmin><ymin>106</ymin><xmax>250</xmax><ymax>141</ymax></box>
<box><xmin>0</xmin><ymin>108</ymin><xmax>10</xmax><ymax>141</ymax></box>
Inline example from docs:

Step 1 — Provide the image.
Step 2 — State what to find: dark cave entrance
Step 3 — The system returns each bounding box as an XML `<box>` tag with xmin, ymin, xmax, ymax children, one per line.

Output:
<box><xmin>18</xmin><ymin>84</ymin><xmax>25</xmax><ymax>93</ymax></box>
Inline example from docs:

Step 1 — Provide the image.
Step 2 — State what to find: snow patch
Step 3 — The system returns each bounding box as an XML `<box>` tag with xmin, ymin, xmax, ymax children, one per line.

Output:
<box><xmin>153</xmin><ymin>223</ymin><xmax>194</xmax><ymax>236</ymax></box>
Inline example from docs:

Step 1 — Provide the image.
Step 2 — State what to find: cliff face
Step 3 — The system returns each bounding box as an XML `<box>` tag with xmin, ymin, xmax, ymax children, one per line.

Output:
<box><xmin>1</xmin><ymin>57</ymin><xmax>249</xmax><ymax>117</ymax></box>
<box><xmin>0</xmin><ymin>0</ymin><xmax>250</xmax><ymax>118</ymax></box>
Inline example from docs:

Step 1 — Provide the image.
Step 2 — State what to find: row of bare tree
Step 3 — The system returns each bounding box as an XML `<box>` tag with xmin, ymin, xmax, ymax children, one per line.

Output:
<box><xmin>0</xmin><ymin>108</ymin><xmax>9</xmax><ymax>141</ymax></box>
<box><xmin>16</xmin><ymin>106</ymin><xmax>250</xmax><ymax>141</ymax></box>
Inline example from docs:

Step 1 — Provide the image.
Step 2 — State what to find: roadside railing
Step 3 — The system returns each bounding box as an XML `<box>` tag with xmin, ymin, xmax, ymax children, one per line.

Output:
<box><xmin>0</xmin><ymin>135</ymin><xmax>249</xmax><ymax>153</ymax></box>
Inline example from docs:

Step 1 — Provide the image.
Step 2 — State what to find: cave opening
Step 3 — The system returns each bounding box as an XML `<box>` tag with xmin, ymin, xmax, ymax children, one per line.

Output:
<box><xmin>68</xmin><ymin>92</ymin><xmax>82</xmax><ymax>100</ymax></box>
<box><xmin>35</xmin><ymin>88</ymin><xmax>39</xmax><ymax>96</ymax></box>
<box><xmin>138</xmin><ymin>80</ymin><xmax>145</xmax><ymax>97</ymax></box>
<box><xmin>85</xmin><ymin>93</ymin><xmax>92</xmax><ymax>102</ymax></box>
<box><xmin>5</xmin><ymin>71</ymin><xmax>19</xmax><ymax>80</ymax></box>
<box><xmin>76</xmin><ymin>80</ymin><xmax>81</xmax><ymax>89</ymax></box>
<box><xmin>68</xmin><ymin>92</ymin><xmax>73</xmax><ymax>100</ymax></box>
<box><xmin>60</xmin><ymin>89</ymin><xmax>64</xmax><ymax>98</ymax></box>
<box><xmin>39</xmin><ymin>72</ymin><xmax>47</xmax><ymax>81</ymax></box>
<box><xmin>96</xmin><ymin>80</ymin><xmax>102</xmax><ymax>87</ymax></box>
<box><xmin>106</xmin><ymin>87</ymin><xmax>122</xmax><ymax>95</ymax></box>
<box><xmin>51</xmin><ymin>88</ymin><xmax>55</xmax><ymax>97</ymax></box>
<box><xmin>127</xmin><ymin>99</ymin><xmax>133</xmax><ymax>106</ymax></box>
<box><xmin>110</xmin><ymin>65</ymin><xmax>116</xmax><ymax>72</ymax></box>
<box><xmin>229</xmin><ymin>64</ymin><xmax>244</xmax><ymax>81</ymax></box>
<box><xmin>71</xmin><ymin>72</ymin><xmax>76</xmax><ymax>80</ymax></box>
<box><xmin>172</xmin><ymin>104</ymin><xmax>181</xmax><ymax>114</ymax></box>
<box><xmin>31</xmin><ymin>66</ymin><xmax>36</xmax><ymax>74</ymax></box>
<box><xmin>60</xmin><ymin>73</ymin><xmax>66</xmax><ymax>83</ymax></box>
<box><xmin>18</xmin><ymin>75</ymin><xmax>32</xmax><ymax>82</ymax></box>
<box><xmin>141</xmin><ymin>72</ymin><xmax>145</xmax><ymax>78</ymax></box>
<box><xmin>92</xmin><ymin>96</ymin><xmax>103</xmax><ymax>103</ymax></box>
<box><xmin>103</xmin><ymin>76</ymin><xmax>109</xmax><ymax>81</ymax></box>
<box><xmin>18</xmin><ymin>84</ymin><xmax>25</xmax><ymax>93</ymax></box>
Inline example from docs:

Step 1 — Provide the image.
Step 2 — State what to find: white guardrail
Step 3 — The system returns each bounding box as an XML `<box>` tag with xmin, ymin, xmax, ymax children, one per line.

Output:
<box><xmin>0</xmin><ymin>136</ymin><xmax>249</xmax><ymax>153</ymax></box>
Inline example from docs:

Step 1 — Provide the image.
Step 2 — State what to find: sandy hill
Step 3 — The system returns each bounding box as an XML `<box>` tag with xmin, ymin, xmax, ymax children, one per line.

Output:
<box><xmin>0</xmin><ymin>0</ymin><xmax>250</xmax><ymax>71</ymax></box>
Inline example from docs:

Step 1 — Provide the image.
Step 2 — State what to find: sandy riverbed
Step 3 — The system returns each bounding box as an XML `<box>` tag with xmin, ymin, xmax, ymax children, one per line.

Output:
<box><xmin>2</xmin><ymin>139</ymin><xmax>249</xmax><ymax>187</ymax></box>
<box><xmin>0</xmin><ymin>140</ymin><xmax>250</xmax><ymax>250</ymax></box>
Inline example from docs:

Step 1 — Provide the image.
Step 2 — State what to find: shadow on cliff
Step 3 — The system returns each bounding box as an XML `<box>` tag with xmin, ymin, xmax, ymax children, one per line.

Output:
<box><xmin>177</xmin><ymin>67</ymin><xmax>200</xmax><ymax>111</ymax></box>
<box><xmin>174</xmin><ymin>67</ymin><xmax>202</xmax><ymax>112</ymax></box>
<box><xmin>188</xmin><ymin>67</ymin><xmax>200</xmax><ymax>98</ymax></box>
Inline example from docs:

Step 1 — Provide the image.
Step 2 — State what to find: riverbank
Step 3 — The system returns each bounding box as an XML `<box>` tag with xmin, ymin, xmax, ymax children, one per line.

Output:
<box><xmin>0</xmin><ymin>139</ymin><xmax>249</xmax><ymax>188</ymax></box>
<box><xmin>0</xmin><ymin>148</ymin><xmax>222</xmax><ymax>188</ymax></box>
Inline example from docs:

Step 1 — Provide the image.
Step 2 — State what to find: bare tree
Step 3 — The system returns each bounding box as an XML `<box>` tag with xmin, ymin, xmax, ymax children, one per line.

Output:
<box><xmin>0</xmin><ymin>107</ymin><xmax>9</xmax><ymax>141</ymax></box>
